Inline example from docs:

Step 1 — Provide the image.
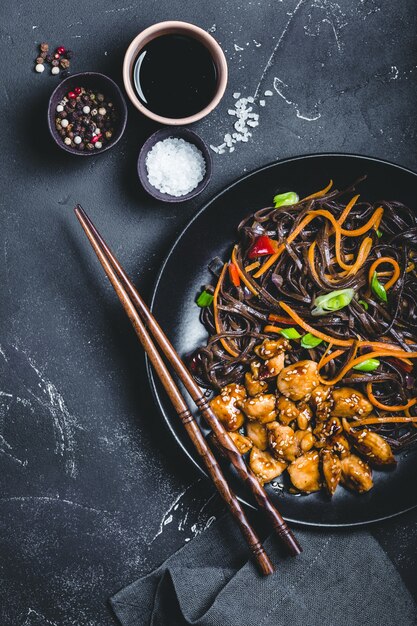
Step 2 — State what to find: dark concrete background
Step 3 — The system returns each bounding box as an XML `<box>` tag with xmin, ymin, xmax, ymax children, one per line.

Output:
<box><xmin>0</xmin><ymin>0</ymin><xmax>416</xmax><ymax>624</ymax></box>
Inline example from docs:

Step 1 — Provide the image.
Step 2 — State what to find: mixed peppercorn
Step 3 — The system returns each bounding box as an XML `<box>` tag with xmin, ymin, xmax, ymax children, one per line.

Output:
<box><xmin>35</xmin><ymin>42</ymin><xmax>73</xmax><ymax>77</ymax></box>
<box><xmin>55</xmin><ymin>87</ymin><xmax>117</xmax><ymax>151</ymax></box>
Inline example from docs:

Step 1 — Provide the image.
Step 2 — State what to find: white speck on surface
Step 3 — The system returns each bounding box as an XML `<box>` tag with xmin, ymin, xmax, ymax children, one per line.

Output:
<box><xmin>233</xmin><ymin>92</ymin><xmax>241</xmax><ymax>99</ymax></box>
<box><xmin>264</xmin><ymin>90</ymin><xmax>273</xmax><ymax>96</ymax></box>
<box><xmin>273</xmin><ymin>76</ymin><xmax>321</xmax><ymax>121</ymax></box>
<box><xmin>253</xmin><ymin>39</ymin><xmax>262</xmax><ymax>47</ymax></box>
<box><xmin>207</xmin><ymin>24</ymin><xmax>216</xmax><ymax>33</ymax></box>
<box><xmin>233</xmin><ymin>43</ymin><xmax>244</xmax><ymax>51</ymax></box>
<box><xmin>259</xmin><ymin>99</ymin><xmax>266</xmax><ymax>106</ymax></box>
<box><xmin>389</xmin><ymin>65</ymin><xmax>399</xmax><ymax>80</ymax></box>
<box><xmin>253</xmin><ymin>0</ymin><xmax>305</xmax><ymax>98</ymax></box>
<box><xmin>4</xmin><ymin>343</ymin><xmax>79</xmax><ymax>477</ymax></box>
<box><xmin>22</xmin><ymin>607</ymin><xmax>58</xmax><ymax>626</ymax></box>
<box><xmin>104</xmin><ymin>4</ymin><xmax>134</xmax><ymax>12</ymax></box>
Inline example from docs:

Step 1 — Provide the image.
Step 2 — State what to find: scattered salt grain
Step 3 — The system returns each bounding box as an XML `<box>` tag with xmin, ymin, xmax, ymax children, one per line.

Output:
<box><xmin>259</xmin><ymin>99</ymin><xmax>266</xmax><ymax>107</ymax></box>
<box><xmin>264</xmin><ymin>90</ymin><xmax>273</xmax><ymax>96</ymax></box>
<box><xmin>146</xmin><ymin>138</ymin><xmax>206</xmax><ymax>197</ymax></box>
<box><xmin>233</xmin><ymin>92</ymin><xmax>241</xmax><ymax>99</ymax></box>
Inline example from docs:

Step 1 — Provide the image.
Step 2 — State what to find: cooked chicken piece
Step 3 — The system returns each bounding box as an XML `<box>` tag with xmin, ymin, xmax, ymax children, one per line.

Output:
<box><xmin>228</xmin><ymin>431</ymin><xmax>253</xmax><ymax>455</ymax></box>
<box><xmin>250</xmin><ymin>360</ymin><xmax>262</xmax><ymax>377</ymax></box>
<box><xmin>277</xmin><ymin>360</ymin><xmax>319</xmax><ymax>401</ymax></box>
<box><xmin>310</xmin><ymin>384</ymin><xmax>331</xmax><ymax>407</ymax></box>
<box><xmin>296</xmin><ymin>402</ymin><xmax>312</xmax><ymax>430</ymax></box>
<box><xmin>287</xmin><ymin>451</ymin><xmax>321</xmax><ymax>492</ymax></box>
<box><xmin>295</xmin><ymin>430</ymin><xmax>315</xmax><ymax>452</ymax></box>
<box><xmin>342</xmin><ymin>419</ymin><xmax>396</xmax><ymax>467</ymax></box>
<box><xmin>341</xmin><ymin>454</ymin><xmax>373</xmax><ymax>493</ymax></box>
<box><xmin>254</xmin><ymin>337</ymin><xmax>289</xmax><ymax>360</ymax></box>
<box><xmin>239</xmin><ymin>393</ymin><xmax>277</xmax><ymax>423</ymax></box>
<box><xmin>300</xmin><ymin>431</ymin><xmax>315</xmax><ymax>453</ymax></box>
<box><xmin>209</xmin><ymin>383</ymin><xmax>246</xmax><ymax>431</ymax></box>
<box><xmin>246</xmin><ymin>421</ymin><xmax>268</xmax><ymax>450</ymax></box>
<box><xmin>254</xmin><ymin>337</ymin><xmax>288</xmax><ymax>378</ymax></box>
<box><xmin>313</xmin><ymin>417</ymin><xmax>342</xmax><ymax>446</ymax></box>
<box><xmin>330</xmin><ymin>433</ymin><xmax>351</xmax><ymax>458</ymax></box>
<box><xmin>276</xmin><ymin>396</ymin><xmax>299</xmax><ymax>425</ymax></box>
<box><xmin>244</xmin><ymin>371</ymin><xmax>268</xmax><ymax>397</ymax></box>
<box><xmin>310</xmin><ymin>385</ymin><xmax>333</xmax><ymax>422</ymax></box>
<box><xmin>321</xmin><ymin>449</ymin><xmax>342</xmax><ymax>496</ymax></box>
<box><xmin>331</xmin><ymin>387</ymin><xmax>372</xmax><ymax>418</ymax></box>
<box><xmin>249</xmin><ymin>446</ymin><xmax>287</xmax><ymax>485</ymax></box>
<box><xmin>267</xmin><ymin>421</ymin><xmax>300</xmax><ymax>462</ymax></box>
<box><xmin>263</xmin><ymin>352</ymin><xmax>285</xmax><ymax>377</ymax></box>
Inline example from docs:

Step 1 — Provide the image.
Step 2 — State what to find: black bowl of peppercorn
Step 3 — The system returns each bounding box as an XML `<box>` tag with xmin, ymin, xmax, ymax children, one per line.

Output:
<box><xmin>48</xmin><ymin>72</ymin><xmax>127</xmax><ymax>155</ymax></box>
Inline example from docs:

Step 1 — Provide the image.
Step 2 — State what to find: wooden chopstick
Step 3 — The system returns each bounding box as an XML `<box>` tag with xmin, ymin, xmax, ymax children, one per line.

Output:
<box><xmin>75</xmin><ymin>205</ymin><xmax>302</xmax><ymax>558</ymax></box>
<box><xmin>74</xmin><ymin>205</ymin><xmax>275</xmax><ymax>576</ymax></box>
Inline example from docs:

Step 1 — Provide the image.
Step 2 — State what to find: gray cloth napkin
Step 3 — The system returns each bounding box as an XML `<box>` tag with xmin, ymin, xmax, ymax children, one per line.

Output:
<box><xmin>110</xmin><ymin>515</ymin><xmax>417</xmax><ymax>626</ymax></box>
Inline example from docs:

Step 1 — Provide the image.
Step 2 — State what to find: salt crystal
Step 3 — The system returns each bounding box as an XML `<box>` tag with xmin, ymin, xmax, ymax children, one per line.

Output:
<box><xmin>259</xmin><ymin>99</ymin><xmax>266</xmax><ymax>106</ymax></box>
<box><xmin>146</xmin><ymin>138</ymin><xmax>206</xmax><ymax>197</ymax></box>
<box><xmin>233</xmin><ymin>92</ymin><xmax>241</xmax><ymax>99</ymax></box>
<box><xmin>264</xmin><ymin>90</ymin><xmax>273</xmax><ymax>96</ymax></box>
<box><xmin>228</xmin><ymin>109</ymin><xmax>237</xmax><ymax>115</ymax></box>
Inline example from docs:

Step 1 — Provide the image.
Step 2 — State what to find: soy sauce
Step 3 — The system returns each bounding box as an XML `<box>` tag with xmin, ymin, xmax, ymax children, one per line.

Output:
<box><xmin>133</xmin><ymin>34</ymin><xmax>218</xmax><ymax>118</ymax></box>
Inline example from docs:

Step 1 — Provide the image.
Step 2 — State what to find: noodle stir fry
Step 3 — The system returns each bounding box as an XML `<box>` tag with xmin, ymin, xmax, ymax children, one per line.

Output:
<box><xmin>193</xmin><ymin>179</ymin><xmax>417</xmax><ymax>495</ymax></box>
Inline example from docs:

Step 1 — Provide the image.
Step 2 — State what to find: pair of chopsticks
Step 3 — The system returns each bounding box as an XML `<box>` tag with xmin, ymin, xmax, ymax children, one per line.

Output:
<box><xmin>74</xmin><ymin>205</ymin><xmax>302</xmax><ymax>575</ymax></box>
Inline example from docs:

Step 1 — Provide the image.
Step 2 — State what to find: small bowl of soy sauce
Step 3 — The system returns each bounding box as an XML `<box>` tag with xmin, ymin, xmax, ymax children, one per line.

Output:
<box><xmin>123</xmin><ymin>21</ymin><xmax>228</xmax><ymax>125</ymax></box>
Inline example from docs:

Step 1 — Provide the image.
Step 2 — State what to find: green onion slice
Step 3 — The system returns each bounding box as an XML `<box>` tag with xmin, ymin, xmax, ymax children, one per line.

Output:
<box><xmin>358</xmin><ymin>299</ymin><xmax>369</xmax><ymax>311</ymax></box>
<box><xmin>371</xmin><ymin>271</ymin><xmax>388</xmax><ymax>302</ymax></box>
<box><xmin>196</xmin><ymin>290</ymin><xmax>214</xmax><ymax>307</ymax></box>
<box><xmin>279</xmin><ymin>327</ymin><xmax>302</xmax><ymax>340</ymax></box>
<box><xmin>273</xmin><ymin>191</ymin><xmax>299</xmax><ymax>208</ymax></box>
<box><xmin>311</xmin><ymin>288</ymin><xmax>355</xmax><ymax>316</ymax></box>
<box><xmin>301</xmin><ymin>333</ymin><xmax>324</xmax><ymax>349</ymax></box>
<box><xmin>353</xmin><ymin>358</ymin><xmax>380</xmax><ymax>372</ymax></box>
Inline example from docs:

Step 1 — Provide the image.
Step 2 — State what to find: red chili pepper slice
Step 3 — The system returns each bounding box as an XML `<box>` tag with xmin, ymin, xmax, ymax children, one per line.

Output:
<box><xmin>228</xmin><ymin>262</ymin><xmax>241</xmax><ymax>287</ymax></box>
<box><xmin>248</xmin><ymin>235</ymin><xmax>277</xmax><ymax>259</ymax></box>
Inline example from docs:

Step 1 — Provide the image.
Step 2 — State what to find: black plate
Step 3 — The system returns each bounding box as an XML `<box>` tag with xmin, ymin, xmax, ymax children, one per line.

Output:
<box><xmin>149</xmin><ymin>154</ymin><xmax>417</xmax><ymax>527</ymax></box>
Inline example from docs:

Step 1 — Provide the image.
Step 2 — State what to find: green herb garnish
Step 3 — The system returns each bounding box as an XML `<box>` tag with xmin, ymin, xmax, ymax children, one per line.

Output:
<box><xmin>353</xmin><ymin>358</ymin><xmax>380</xmax><ymax>372</ymax></box>
<box><xmin>196</xmin><ymin>290</ymin><xmax>214</xmax><ymax>307</ymax></box>
<box><xmin>358</xmin><ymin>299</ymin><xmax>369</xmax><ymax>311</ymax></box>
<box><xmin>376</xmin><ymin>229</ymin><xmax>383</xmax><ymax>238</ymax></box>
<box><xmin>279</xmin><ymin>327</ymin><xmax>302</xmax><ymax>340</ymax></box>
<box><xmin>273</xmin><ymin>191</ymin><xmax>299</xmax><ymax>208</ymax></box>
<box><xmin>311</xmin><ymin>288</ymin><xmax>355</xmax><ymax>316</ymax></box>
<box><xmin>301</xmin><ymin>333</ymin><xmax>324</xmax><ymax>349</ymax></box>
<box><xmin>371</xmin><ymin>271</ymin><xmax>387</xmax><ymax>302</ymax></box>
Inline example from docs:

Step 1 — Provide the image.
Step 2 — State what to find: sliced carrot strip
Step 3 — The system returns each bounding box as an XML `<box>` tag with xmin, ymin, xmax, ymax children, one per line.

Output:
<box><xmin>301</xmin><ymin>179</ymin><xmax>333</xmax><ymax>201</ymax></box>
<box><xmin>264</xmin><ymin>324</ymin><xmax>283</xmax><ymax>333</ymax></box>
<box><xmin>213</xmin><ymin>264</ymin><xmax>239</xmax><ymax>357</ymax></box>
<box><xmin>318</xmin><ymin>350</ymin><xmax>417</xmax><ymax>386</ymax></box>
<box><xmin>368</xmin><ymin>257</ymin><xmax>401</xmax><ymax>291</ymax></box>
<box><xmin>353</xmin><ymin>416</ymin><xmax>417</xmax><ymax>426</ymax></box>
<box><xmin>272</xmin><ymin>303</ymin><xmax>410</xmax><ymax>353</ymax></box>
<box><xmin>254</xmin><ymin>206</ymin><xmax>383</xmax><ymax>278</ymax></box>
<box><xmin>231</xmin><ymin>246</ymin><xmax>258</xmax><ymax>296</ymax></box>
<box><xmin>345</xmin><ymin>237</ymin><xmax>373</xmax><ymax>275</ymax></box>
<box><xmin>244</xmin><ymin>261</ymin><xmax>260</xmax><ymax>272</ymax></box>
<box><xmin>337</xmin><ymin>194</ymin><xmax>360</xmax><ymax>225</ymax></box>
<box><xmin>366</xmin><ymin>382</ymin><xmax>417</xmax><ymax>412</ymax></box>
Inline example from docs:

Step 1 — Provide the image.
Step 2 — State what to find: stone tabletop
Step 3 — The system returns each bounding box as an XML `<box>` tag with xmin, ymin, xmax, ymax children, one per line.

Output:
<box><xmin>0</xmin><ymin>0</ymin><xmax>416</xmax><ymax>624</ymax></box>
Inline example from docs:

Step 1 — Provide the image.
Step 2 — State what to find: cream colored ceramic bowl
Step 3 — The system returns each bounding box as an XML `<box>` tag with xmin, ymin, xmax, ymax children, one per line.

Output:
<box><xmin>123</xmin><ymin>21</ymin><xmax>228</xmax><ymax>125</ymax></box>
